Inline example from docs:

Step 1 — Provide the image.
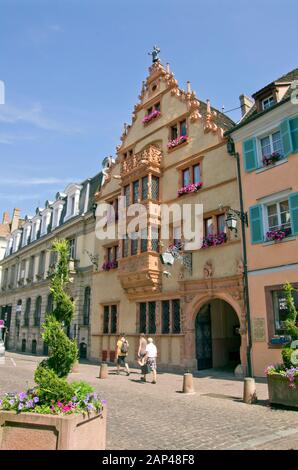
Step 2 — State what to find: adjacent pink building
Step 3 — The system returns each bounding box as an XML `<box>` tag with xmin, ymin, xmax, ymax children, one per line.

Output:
<box><xmin>228</xmin><ymin>68</ymin><xmax>298</xmax><ymax>376</ymax></box>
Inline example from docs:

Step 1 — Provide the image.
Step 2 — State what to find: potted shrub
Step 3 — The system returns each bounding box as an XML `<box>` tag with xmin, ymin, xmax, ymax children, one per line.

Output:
<box><xmin>0</xmin><ymin>239</ymin><xmax>107</xmax><ymax>450</ymax></box>
<box><xmin>266</xmin><ymin>282</ymin><xmax>298</xmax><ymax>408</ymax></box>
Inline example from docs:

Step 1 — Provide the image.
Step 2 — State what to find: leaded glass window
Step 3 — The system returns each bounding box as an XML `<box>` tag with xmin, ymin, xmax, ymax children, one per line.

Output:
<box><xmin>148</xmin><ymin>301</ymin><xmax>156</xmax><ymax>334</ymax></box>
<box><xmin>139</xmin><ymin>303</ymin><xmax>147</xmax><ymax>333</ymax></box>
<box><xmin>162</xmin><ymin>301</ymin><xmax>170</xmax><ymax>334</ymax></box>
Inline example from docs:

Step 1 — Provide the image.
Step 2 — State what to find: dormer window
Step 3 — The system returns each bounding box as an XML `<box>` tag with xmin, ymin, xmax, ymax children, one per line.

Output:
<box><xmin>51</xmin><ymin>199</ymin><xmax>65</xmax><ymax>230</ymax></box>
<box><xmin>262</xmin><ymin>95</ymin><xmax>275</xmax><ymax>110</ymax></box>
<box><xmin>41</xmin><ymin>209</ymin><xmax>52</xmax><ymax>236</ymax></box>
<box><xmin>64</xmin><ymin>183</ymin><xmax>82</xmax><ymax>222</ymax></box>
<box><xmin>143</xmin><ymin>102</ymin><xmax>161</xmax><ymax>124</ymax></box>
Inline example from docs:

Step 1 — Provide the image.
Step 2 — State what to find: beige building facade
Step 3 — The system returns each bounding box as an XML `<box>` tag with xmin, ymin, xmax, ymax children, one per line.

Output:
<box><xmin>0</xmin><ymin>174</ymin><xmax>102</xmax><ymax>357</ymax></box>
<box><xmin>90</xmin><ymin>60</ymin><xmax>248</xmax><ymax>372</ymax></box>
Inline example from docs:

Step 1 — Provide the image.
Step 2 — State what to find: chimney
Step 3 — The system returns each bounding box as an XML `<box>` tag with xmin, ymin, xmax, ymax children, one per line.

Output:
<box><xmin>11</xmin><ymin>208</ymin><xmax>21</xmax><ymax>232</ymax></box>
<box><xmin>239</xmin><ymin>94</ymin><xmax>254</xmax><ymax>117</ymax></box>
<box><xmin>2</xmin><ymin>211</ymin><xmax>10</xmax><ymax>225</ymax></box>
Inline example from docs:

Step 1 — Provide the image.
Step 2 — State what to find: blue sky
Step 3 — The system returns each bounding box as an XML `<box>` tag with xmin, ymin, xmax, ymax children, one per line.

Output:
<box><xmin>0</xmin><ymin>0</ymin><xmax>297</xmax><ymax>219</ymax></box>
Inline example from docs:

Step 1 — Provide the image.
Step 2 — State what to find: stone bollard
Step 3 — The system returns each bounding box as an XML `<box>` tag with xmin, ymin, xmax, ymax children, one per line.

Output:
<box><xmin>71</xmin><ymin>360</ymin><xmax>79</xmax><ymax>373</ymax></box>
<box><xmin>182</xmin><ymin>373</ymin><xmax>195</xmax><ymax>394</ymax></box>
<box><xmin>99</xmin><ymin>362</ymin><xmax>108</xmax><ymax>379</ymax></box>
<box><xmin>243</xmin><ymin>377</ymin><xmax>257</xmax><ymax>404</ymax></box>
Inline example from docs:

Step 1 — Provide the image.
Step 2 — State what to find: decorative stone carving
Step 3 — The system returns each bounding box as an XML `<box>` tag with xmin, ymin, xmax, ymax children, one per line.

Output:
<box><xmin>203</xmin><ymin>260</ymin><xmax>213</xmax><ymax>279</ymax></box>
<box><xmin>236</xmin><ymin>259</ymin><xmax>244</xmax><ymax>275</ymax></box>
<box><xmin>120</xmin><ymin>144</ymin><xmax>162</xmax><ymax>179</ymax></box>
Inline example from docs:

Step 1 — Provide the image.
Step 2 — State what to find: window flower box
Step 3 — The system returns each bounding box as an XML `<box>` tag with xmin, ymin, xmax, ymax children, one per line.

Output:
<box><xmin>168</xmin><ymin>135</ymin><xmax>188</xmax><ymax>150</ymax></box>
<box><xmin>177</xmin><ymin>182</ymin><xmax>203</xmax><ymax>196</ymax></box>
<box><xmin>266</xmin><ymin>227</ymin><xmax>291</xmax><ymax>242</ymax></box>
<box><xmin>102</xmin><ymin>260</ymin><xmax>118</xmax><ymax>271</ymax></box>
<box><xmin>202</xmin><ymin>232</ymin><xmax>227</xmax><ymax>248</ymax></box>
<box><xmin>142</xmin><ymin>109</ymin><xmax>161</xmax><ymax>124</ymax></box>
<box><xmin>262</xmin><ymin>152</ymin><xmax>282</xmax><ymax>167</ymax></box>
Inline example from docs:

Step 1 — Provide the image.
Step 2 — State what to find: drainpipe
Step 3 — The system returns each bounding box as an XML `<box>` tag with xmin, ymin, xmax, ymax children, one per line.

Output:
<box><xmin>227</xmin><ymin>138</ymin><xmax>253</xmax><ymax>377</ymax></box>
<box><xmin>235</xmin><ymin>152</ymin><xmax>253</xmax><ymax>377</ymax></box>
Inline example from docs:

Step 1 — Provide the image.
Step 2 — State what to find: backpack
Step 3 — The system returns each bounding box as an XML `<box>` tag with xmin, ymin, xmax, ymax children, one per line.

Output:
<box><xmin>120</xmin><ymin>340</ymin><xmax>128</xmax><ymax>354</ymax></box>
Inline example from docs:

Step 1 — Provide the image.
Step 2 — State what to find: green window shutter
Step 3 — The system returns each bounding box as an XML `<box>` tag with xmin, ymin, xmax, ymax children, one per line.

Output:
<box><xmin>280</xmin><ymin>118</ymin><xmax>293</xmax><ymax>156</ymax></box>
<box><xmin>249</xmin><ymin>205</ymin><xmax>264</xmax><ymax>244</ymax></box>
<box><xmin>289</xmin><ymin>116</ymin><xmax>298</xmax><ymax>153</ymax></box>
<box><xmin>289</xmin><ymin>192</ymin><xmax>298</xmax><ymax>235</ymax></box>
<box><xmin>243</xmin><ymin>138</ymin><xmax>258</xmax><ymax>172</ymax></box>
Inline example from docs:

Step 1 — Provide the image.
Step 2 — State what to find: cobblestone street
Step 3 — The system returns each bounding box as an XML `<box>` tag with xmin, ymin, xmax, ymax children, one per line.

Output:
<box><xmin>1</xmin><ymin>352</ymin><xmax>298</xmax><ymax>450</ymax></box>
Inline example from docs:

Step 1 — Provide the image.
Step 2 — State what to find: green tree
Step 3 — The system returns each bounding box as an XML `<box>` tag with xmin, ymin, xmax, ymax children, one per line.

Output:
<box><xmin>281</xmin><ymin>282</ymin><xmax>298</xmax><ymax>369</ymax></box>
<box><xmin>34</xmin><ymin>239</ymin><xmax>78</xmax><ymax>402</ymax></box>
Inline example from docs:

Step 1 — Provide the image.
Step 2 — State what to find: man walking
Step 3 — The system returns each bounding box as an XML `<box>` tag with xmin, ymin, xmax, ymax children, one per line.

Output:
<box><xmin>141</xmin><ymin>337</ymin><xmax>157</xmax><ymax>384</ymax></box>
<box><xmin>116</xmin><ymin>333</ymin><xmax>130</xmax><ymax>376</ymax></box>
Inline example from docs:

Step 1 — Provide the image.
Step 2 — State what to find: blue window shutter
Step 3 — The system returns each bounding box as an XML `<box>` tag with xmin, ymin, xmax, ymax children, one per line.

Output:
<box><xmin>243</xmin><ymin>138</ymin><xmax>258</xmax><ymax>172</ymax></box>
<box><xmin>289</xmin><ymin>116</ymin><xmax>298</xmax><ymax>153</ymax></box>
<box><xmin>289</xmin><ymin>192</ymin><xmax>298</xmax><ymax>235</ymax></box>
<box><xmin>249</xmin><ymin>205</ymin><xmax>264</xmax><ymax>244</ymax></box>
<box><xmin>280</xmin><ymin>118</ymin><xmax>293</xmax><ymax>156</ymax></box>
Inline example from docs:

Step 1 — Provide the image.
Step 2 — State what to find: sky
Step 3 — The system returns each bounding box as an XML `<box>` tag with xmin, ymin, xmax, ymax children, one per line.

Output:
<box><xmin>0</xmin><ymin>0</ymin><xmax>297</xmax><ymax>219</ymax></box>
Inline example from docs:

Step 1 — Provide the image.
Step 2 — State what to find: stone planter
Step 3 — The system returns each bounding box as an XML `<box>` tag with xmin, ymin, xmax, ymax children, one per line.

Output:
<box><xmin>267</xmin><ymin>374</ymin><xmax>298</xmax><ymax>408</ymax></box>
<box><xmin>0</xmin><ymin>406</ymin><xmax>107</xmax><ymax>450</ymax></box>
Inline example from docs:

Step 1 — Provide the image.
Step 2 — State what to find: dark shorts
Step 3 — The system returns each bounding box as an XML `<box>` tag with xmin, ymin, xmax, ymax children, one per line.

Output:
<box><xmin>117</xmin><ymin>356</ymin><xmax>127</xmax><ymax>365</ymax></box>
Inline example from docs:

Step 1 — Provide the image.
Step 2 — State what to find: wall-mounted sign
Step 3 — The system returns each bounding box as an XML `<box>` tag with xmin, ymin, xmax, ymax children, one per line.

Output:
<box><xmin>252</xmin><ymin>318</ymin><xmax>266</xmax><ymax>342</ymax></box>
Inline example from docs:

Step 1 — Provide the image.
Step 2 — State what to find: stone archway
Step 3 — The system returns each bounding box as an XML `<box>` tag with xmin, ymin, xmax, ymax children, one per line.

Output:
<box><xmin>181</xmin><ymin>278</ymin><xmax>247</xmax><ymax>374</ymax></box>
<box><xmin>195</xmin><ymin>299</ymin><xmax>241</xmax><ymax>371</ymax></box>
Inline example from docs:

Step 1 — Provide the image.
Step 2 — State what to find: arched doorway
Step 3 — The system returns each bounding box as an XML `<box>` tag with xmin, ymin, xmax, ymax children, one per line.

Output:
<box><xmin>21</xmin><ymin>339</ymin><xmax>26</xmax><ymax>352</ymax></box>
<box><xmin>79</xmin><ymin>342</ymin><xmax>87</xmax><ymax>359</ymax></box>
<box><xmin>195</xmin><ymin>299</ymin><xmax>241</xmax><ymax>371</ymax></box>
<box><xmin>31</xmin><ymin>339</ymin><xmax>37</xmax><ymax>354</ymax></box>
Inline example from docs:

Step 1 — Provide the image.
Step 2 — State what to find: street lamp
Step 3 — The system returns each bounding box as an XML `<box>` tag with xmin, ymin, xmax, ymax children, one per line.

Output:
<box><xmin>225</xmin><ymin>208</ymin><xmax>248</xmax><ymax>235</ymax></box>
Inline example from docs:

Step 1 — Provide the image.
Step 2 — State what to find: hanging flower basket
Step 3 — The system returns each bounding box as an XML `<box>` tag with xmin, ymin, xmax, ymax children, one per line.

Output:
<box><xmin>177</xmin><ymin>182</ymin><xmax>203</xmax><ymax>196</ymax></box>
<box><xmin>202</xmin><ymin>232</ymin><xmax>227</xmax><ymax>248</ymax></box>
<box><xmin>167</xmin><ymin>135</ymin><xmax>188</xmax><ymax>150</ymax></box>
<box><xmin>263</xmin><ymin>152</ymin><xmax>282</xmax><ymax>167</ymax></box>
<box><xmin>102</xmin><ymin>260</ymin><xmax>118</xmax><ymax>271</ymax></box>
<box><xmin>142</xmin><ymin>109</ymin><xmax>161</xmax><ymax>124</ymax></box>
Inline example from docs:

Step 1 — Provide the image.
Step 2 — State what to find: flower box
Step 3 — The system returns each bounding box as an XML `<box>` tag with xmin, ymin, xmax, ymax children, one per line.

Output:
<box><xmin>168</xmin><ymin>135</ymin><xmax>188</xmax><ymax>150</ymax></box>
<box><xmin>267</xmin><ymin>374</ymin><xmax>298</xmax><ymax>408</ymax></box>
<box><xmin>202</xmin><ymin>232</ymin><xmax>227</xmax><ymax>248</ymax></box>
<box><xmin>142</xmin><ymin>109</ymin><xmax>161</xmax><ymax>124</ymax></box>
<box><xmin>177</xmin><ymin>182</ymin><xmax>203</xmax><ymax>196</ymax></box>
<box><xmin>102</xmin><ymin>260</ymin><xmax>118</xmax><ymax>271</ymax></box>
<box><xmin>0</xmin><ymin>407</ymin><xmax>107</xmax><ymax>450</ymax></box>
<box><xmin>262</xmin><ymin>152</ymin><xmax>282</xmax><ymax>167</ymax></box>
<box><xmin>266</xmin><ymin>227</ymin><xmax>291</xmax><ymax>242</ymax></box>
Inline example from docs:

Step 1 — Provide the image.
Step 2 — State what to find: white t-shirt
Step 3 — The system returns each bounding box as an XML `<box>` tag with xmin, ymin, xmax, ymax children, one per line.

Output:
<box><xmin>146</xmin><ymin>343</ymin><xmax>157</xmax><ymax>358</ymax></box>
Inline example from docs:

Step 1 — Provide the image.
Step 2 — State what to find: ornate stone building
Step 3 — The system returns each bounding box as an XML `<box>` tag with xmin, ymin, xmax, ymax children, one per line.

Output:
<box><xmin>90</xmin><ymin>58</ymin><xmax>248</xmax><ymax>372</ymax></box>
<box><xmin>0</xmin><ymin>173</ymin><xmax>102</xmax><ymax>357</ymax></box>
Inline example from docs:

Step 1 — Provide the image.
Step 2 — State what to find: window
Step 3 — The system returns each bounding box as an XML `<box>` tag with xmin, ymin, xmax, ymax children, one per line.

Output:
<box><xmin>68</xmin><ymin>239</ymin><xmax>76</xmax><ymax>260</ymax></box>
<box><xmin>272</xmin><ymin>289</ymin><xmax>298</xmax><ymax>335</ymax></box>
<box><xmin>49</xmin><ymin>250</ymin><xmax>58</xmax><ymax>268</ymax></box>
<box><xmin>24</xmin><ymin>298</ymin><xmax>31</xmax><ymax>327</ymax></box>
<box><xmin>103</xmin><ymin>304</ymin><xmax>118</xmax><ymax>334</ymax></box>
<box><xmin>266</xmin><ymin>200</ymin><xmax>291</xmax><ymax>234</ymax></box>
<box><xmin>28</xmin><ymin>256</ymin><xmax>35</xmax><ymax>281</ymax></box>
<box><xmin>19</xmin><ymin>260</ymin><xmax>26</xmax><ymax>283</ymax></box>
<box><xmin>38</xmin><ymin>251</ymin><xmax>46</xmax><ymax>277</ymax></box>
<box><xmin>106</xmin><ymin>245</ymin><xmax>118</xmax><ymax>265</ymax></box>
<box><xmin>183</xmin><ymin>169</ymin><xmax>190</xmax><ymax>187</ymax></box>
<box><xmin>180</xmin><ymin>120</ymin><xmax>187</xmax><ymax>137</ymax></box>
<box><xmin>123</xmin><ymin>237</ymin><xmax>129</xmax><ymax>257</ymax></box>
<box><xmin>141</xmin><ymin>228</ymin><xmax>148</xmax><ymax>253</ymax></box>
<box><xmin>260</xmin><ymin>130</ymin><xmax>283</xmax><ymax>159</ymax></box>
<box><xmin>204</xmin><ymin>217</ymin><xmax>213</xmax><ymax>236</ymax></box>
<box><xmin>151</xmin><ymin>225</ymin><xmax>159</xmax><ymax>252</ymax></box>
<box><xmin>133</xmin><ymin>180</ymin><xmax>139</xmax><ymax>203</ymax></box>
<box><xmin>70</xmin><ymin>196</ymin><xmax>75</xmax><ymax>215</ymax></box>
<box><xmin>131</xmin><ymin>232</ymin><xmax>138</xmax><ymax>256</ymax></box>
<box><xmin>9</xmin><ymin>265</ymin><xmax>16</xmax><ymax>288</ymax></box>
<box><xmin>217</xmin><ymin>214</ymin><xmax>226</xmax><ymax>234</ymax></box>
<box><xmin>171</xmin><ymin>124</ymin><xmax>178</xmax><ymax>140</ymax></box>
<box><xmin>83</xmin><ymin>287</ymin><xmax>91</xmax><ymax>325</ymax></box>
<box><xmin>181</xmin><ymin>163</ymin><xmax>201</xmax><ymax>187</ymax></box>
<box><xmin>124</xmin><ymin>185</ymin><xmax>130</xmax><ymax>206</ymax></box>
<box><xmin>151</xmin><ymin>176</ymin><xmax>159</xmax><ymax>200</ymax></box>
<box><xmin>34</xmin><ymin>296</ymin><xmax>42</xmax><ymax>326</ymax></box>
<box><xmin>173</xmin><ymin>225</ymin><xmax>182</xmax><ymax>247</ymax></box>
<box><xmin>46</xmin><ymin>294</ymin><xmax>54</xmax><ymax>314</ymax></box>
<box><xmin>138</xmin><ymin>302</ymin><xmax>156</xmax><ymax>334</ymax></box>
<box><xmin>142</xmin><ymin>176</ymin><xmax>148</xmax><ymax>200</ymax></box>
<box><xmin>262</xmin><ymin>95</ymin><xmax>275</xmax><ymax>110</ymax></box>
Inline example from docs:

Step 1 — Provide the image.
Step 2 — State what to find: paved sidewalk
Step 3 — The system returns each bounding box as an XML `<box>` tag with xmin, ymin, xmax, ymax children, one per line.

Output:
<box><xmin>1</xmin><ymin>352</ymin><xmax>298</xmax><ymax>450</ymax></box>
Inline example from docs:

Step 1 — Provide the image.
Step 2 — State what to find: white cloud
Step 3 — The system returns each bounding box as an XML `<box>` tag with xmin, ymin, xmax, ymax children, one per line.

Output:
<box><xmin>0</xmin><ymin>103</ymin><xmax>82</xmax><ymax>134</ymax></box>
<box><xmin>0</xmin><ymin>177</ymin><xmax>79</xmax><ymax>186</ymax></box>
